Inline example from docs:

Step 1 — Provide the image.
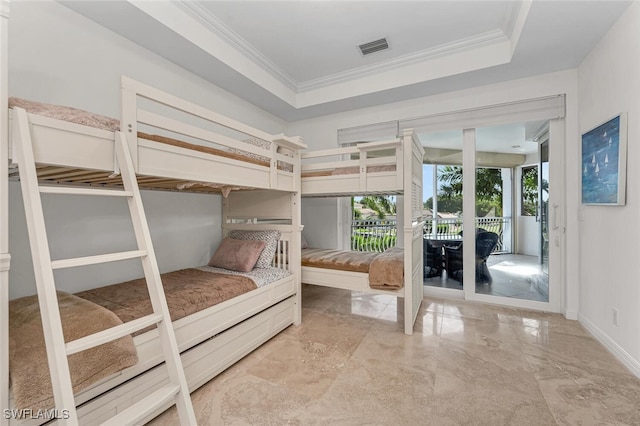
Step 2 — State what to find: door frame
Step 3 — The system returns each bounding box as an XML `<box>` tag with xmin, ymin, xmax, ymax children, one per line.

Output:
<box><xmin>423</xmin><ymin>117</ymin><xmax>565</xmax><ymax>314</ymax></box>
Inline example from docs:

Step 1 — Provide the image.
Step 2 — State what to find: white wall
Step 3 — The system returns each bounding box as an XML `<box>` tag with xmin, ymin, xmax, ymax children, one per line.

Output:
<box><xmin>7</xmin><ymin>0</ymin><xmax>287</xmax><ymax>298</ymax></box>
<box><xmin>9</xmin><ymin>182</ymin><xmax>221</xmax><ymax>299</ymax></box>
<box><xmin>517</xmin><ymin>216</ymin><xmax>539</xmax><ymax>256</ymax></box>
<box><xmin>576</xmin><ymin>1</ymin><xmax>640</xmax><ymax>376</ymax></box>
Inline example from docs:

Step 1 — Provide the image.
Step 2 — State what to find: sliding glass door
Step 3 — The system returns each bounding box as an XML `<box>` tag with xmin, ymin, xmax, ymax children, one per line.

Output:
<box><xmin>334</xmin><ymin>94</ymin><xmax>568</xmax><ymax>311</ymax></box>
<box><xmin>473</xmin><ymin>121</ymin><xmax>550</xmax><ymax>303</ymax></box>
<box><xmin>540</xmin><ymin>139</ymin><xmax>550</xmax><ymax>277</ymax></box>
<box><xmin>417</xmin><ymin>121</ymin><xmax>562</xmax><ymax>312</ymax></box>
<box><xmin>422</xmin><ymin>131</ymin><xmax>464</xmax><ymax>294</ymax></box>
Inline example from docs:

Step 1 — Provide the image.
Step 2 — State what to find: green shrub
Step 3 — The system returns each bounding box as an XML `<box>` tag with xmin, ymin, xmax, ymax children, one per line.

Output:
<box><xmin>351</xmin><ymin>234</ymin><xmax>396</xmax><ymax>252</ymax></box>
<box><xmin>436</xmin><ymin>223</ymin><xmax>449</xmax><ymax>234</ymax></box>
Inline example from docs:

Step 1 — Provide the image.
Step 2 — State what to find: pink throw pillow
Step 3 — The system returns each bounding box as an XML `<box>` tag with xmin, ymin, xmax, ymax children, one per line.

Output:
<box><xmin>208</xmin><ymin>237</ymin><xmax>266</xmax><ymax>272</ymax></box>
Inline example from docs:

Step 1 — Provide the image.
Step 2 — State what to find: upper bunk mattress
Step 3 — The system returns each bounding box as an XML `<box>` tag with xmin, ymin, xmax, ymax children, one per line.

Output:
<box><xmin>8</xmin><ymin>97</ymin><xmax>292</xmax><ymax>171</ymax></box>
<box><xmin>9</xmin><ymin>97</ymin><xmax>119</xmax><ymax>131</ymax></box>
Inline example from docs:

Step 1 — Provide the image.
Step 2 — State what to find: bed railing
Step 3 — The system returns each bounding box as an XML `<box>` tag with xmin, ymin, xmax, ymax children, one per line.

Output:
<box><xmin>301</xmin><ymin>138</ymin><xmax>402</xmax><ymax>181</ymax></box>
<box><xmin>120</xmin><ymin>76</ymin><xmax>306</xmax><ymax>187</ymax></box>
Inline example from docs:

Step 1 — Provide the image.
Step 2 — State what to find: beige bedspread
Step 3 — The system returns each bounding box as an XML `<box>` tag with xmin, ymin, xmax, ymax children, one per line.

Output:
<box><xmin>301</xmin><ymin>248</ymin><xmax>404</xmax><ymax>289</ymax></box>
<box><xmin>10</xmin><ymin>269</ymin><xmax>258</xmax><ymax>411</ymax></box>
<box><xmin>75</xmin><ymin>268</ymin><xmax>258</xmax><ymax>336</ymax></box>
<box><xmin>368</xmin><ymin>247</ymin><xmax>404</xmax><ymax>290</ymax></box>
<box><xmin>301</xmin><ymin>248</ymin><xmax>380</xmax><ymax>273</ymax></box>
<box><xmin>9</xmin><ymin>291</ymin><xmax>138</xmax><ymax>410</ymax></box>
<box><xmin>8</xmin><ymin>97</ymin><xmax>120</xmax><ymax>131</ymax></box>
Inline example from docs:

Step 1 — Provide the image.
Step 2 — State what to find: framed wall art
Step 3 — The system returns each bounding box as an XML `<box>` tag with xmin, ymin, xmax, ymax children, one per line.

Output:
<box><xmin>581</xmin><ymin>113</ymin><xmax>627</xmax><ymax>205</ymax></box>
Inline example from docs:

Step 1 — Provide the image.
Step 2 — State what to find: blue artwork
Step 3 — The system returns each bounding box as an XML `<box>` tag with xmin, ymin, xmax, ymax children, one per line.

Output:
<box><xmin>582</xmin><ymin>115</ymin><xmax>624</xmax><ymax>204</ymax></box>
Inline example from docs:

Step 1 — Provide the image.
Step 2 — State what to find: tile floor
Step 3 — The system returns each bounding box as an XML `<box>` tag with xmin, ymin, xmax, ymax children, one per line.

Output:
<box><xmin>425</xmin><ymin>253</ymin><xmax>549</xmax><ymax>302</ymax></box>
<box><xmin>150</xmin><ymin>285</ymin><xmax>640</xmax><ymax>425</ymax></box>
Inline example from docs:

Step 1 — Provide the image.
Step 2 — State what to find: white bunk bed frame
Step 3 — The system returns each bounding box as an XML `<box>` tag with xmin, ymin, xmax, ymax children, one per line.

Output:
<box><xmin>300</xmin><ymin>129</ymin><xmax>425</xmax><ymax>335</ymax></box>
<box><xmin>0</xmin><ymin>4</ymin><xmax>305</xmax><ymax>423</ymax></box>
<box><xmin>6</xmin><ymin>74</ymin><xmax>304</xmax><ymax>194</ymax></box>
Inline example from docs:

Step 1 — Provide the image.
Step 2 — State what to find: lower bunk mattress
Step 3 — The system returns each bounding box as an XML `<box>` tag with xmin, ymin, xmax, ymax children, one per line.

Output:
<box><xmin>301</xmin><ymin>247</ymin><xmax>404</xmax><ymax>290</ymax></box>
<box><xmin>8</xmin><ymin>266</ymin><xmax>292</xmax><ymax>412</ymax></box>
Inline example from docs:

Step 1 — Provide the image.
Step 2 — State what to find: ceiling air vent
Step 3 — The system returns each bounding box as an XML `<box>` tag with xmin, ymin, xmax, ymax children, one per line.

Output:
<box><xmin>358</xmin><ymin>37</ymin><xmax>389</xmax><ymax>56</ymax></box>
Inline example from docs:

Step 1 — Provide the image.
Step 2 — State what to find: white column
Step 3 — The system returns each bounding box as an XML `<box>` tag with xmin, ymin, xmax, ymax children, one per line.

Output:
<box><xmin>431</xmin><ymin>165</ymin><xmax>438</xmax><ymax>238</ymax></box>
<box><xmin>337</xmin><ymin>197</ymin><xmax>352</xmax><ymax>250</ymax></box>
<box><xmin>501</xmin><ymin>168</ymin><xmax>513</xmax><ymax>253</ymax></box>
<box><xmin>462</xmin><ymin>128</ymin><xmax>476</xmax><ymax>297</ymax></box>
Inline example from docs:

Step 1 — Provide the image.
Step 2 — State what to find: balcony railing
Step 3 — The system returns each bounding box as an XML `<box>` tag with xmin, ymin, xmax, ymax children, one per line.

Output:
<box><xmin>424</xmin><ymin>217</ymin><xmax>509</xmax><ymax>252</ymax></box>
<box><xmin>351</xmin><ymin>219</ymin><xmax>397</xmax><ymax>252</ymax></box>
<box><xmin>351</xmin><ymin>217</ymin><xmax>511</xmax><ymax>253</ymax></box>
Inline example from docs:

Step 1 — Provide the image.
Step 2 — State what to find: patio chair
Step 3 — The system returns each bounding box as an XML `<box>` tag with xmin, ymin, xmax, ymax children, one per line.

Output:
<box><xmin>423</xmin><ymin>238</ymin><xmax>444</xmax><ymax>278</ymax></box>
<box><xmin>443</xmin><ymin>229</ymin><xmax>499</xmax><ymax>284</ymax></box>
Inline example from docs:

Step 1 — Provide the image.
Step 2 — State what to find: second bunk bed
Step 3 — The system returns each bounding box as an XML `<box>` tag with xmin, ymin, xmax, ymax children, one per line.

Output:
<box><xmin>300</xmin><ymin>129</ymin><xmax>425</xmax><ymax>335</ymax></box>
<box><xmin>4</xmin><ymin>76</ymin><xmax>306</xmax><ymax>425</ymax></box>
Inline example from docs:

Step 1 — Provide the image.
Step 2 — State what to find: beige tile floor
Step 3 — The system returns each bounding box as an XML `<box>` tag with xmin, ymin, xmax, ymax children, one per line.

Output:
<box><xmin>150</xmin><ymin>285</ymin><xmax>640</xmax><ymax>425</ymax></box>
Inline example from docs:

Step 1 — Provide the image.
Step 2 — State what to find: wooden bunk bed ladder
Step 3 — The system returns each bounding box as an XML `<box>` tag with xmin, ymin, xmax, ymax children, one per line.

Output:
<box><xmin>11</xmin><ymin>107</ymin><xmax>196</xmax><ymax>425</ymax></box>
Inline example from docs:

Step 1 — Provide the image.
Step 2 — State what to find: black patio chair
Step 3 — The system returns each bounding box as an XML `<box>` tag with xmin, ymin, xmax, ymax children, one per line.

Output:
<box><xmin>443</xmin><ymin>229</ymin><xmax>499</xmax><ymax>284</ymax></box>
<box><xmin>423</xmin><ymin>238</ymin><xmax>444</xmax><ymax>278</ymax></box>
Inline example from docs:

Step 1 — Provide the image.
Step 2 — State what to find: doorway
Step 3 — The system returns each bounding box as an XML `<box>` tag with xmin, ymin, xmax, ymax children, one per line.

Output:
<box><xmin>341</xmin><ymin>94</ymin><xmax>566</xmax><ymax>312</ymax></box>
<box><xmin>419</xmin><ymin>120</ymin><xmax>562</xmax><ymax>312</ymax></box>
<box><xmin>473</xmin><ymin>122</ymin><xmax>549</xmax><ymax>303</ymax></box>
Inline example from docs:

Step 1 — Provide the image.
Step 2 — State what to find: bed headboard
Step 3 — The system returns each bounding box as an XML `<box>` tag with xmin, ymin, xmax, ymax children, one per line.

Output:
<box><xmin>221</xmin><ymin>224</ymin><xmax>295</xmax><ymax>272</ymax></box>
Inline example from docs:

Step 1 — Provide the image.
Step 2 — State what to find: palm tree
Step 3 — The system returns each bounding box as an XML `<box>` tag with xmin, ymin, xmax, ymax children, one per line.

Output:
<box><xmin>437</xmin><ymin>166</ymin><xmax>463</xmax><ymax>198</ymax></box>
<box><xmin>436</xmin><ymin>165</ymin><xmax>503</xmax><ymax>216</ymax></box>
<box><xmin>353</xmin><ymin>195</ymin><xmax>396</xmax><ymax>219</ymax></box>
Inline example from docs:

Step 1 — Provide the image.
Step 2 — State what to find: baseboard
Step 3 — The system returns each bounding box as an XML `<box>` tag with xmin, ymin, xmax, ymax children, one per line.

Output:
<box><xmin>563</xmin><ymin>309</ymin><xmax>578</xmax><ymax>320</ymax></box>
<box><xmin>578</xmin><ymin>313</ymin><xmax>640</xmax><ymax>378</ymax></box>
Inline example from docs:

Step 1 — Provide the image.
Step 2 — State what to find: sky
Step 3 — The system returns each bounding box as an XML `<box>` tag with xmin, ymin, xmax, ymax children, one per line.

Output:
<box><xmin>423</xmin><ymin>164</ymin><xmax>434</xmax><ymax>202</ymax></box>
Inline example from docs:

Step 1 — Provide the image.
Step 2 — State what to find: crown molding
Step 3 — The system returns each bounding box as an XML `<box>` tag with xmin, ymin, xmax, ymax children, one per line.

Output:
<box><xmin>173</xmin><ymin>1</ymin><xmax>516</xmax><ymax>97</ymax></box>
<box><xmin>297</xmin><ymin>29</ymin><xmax>509</xmax><ymax>92</ymax></box>
<box><xmin>174</xmin><ymin>0</ymin><xmax>298</xmax><ymax>92</ymax></box>
<box><xmin>166</xmin><ymin>1</ymin><xmax>529</xmax><ymax>104</ymax></box>
<box><xmin>502</xmin><ymin>1</ymin><xmax>519</xmax><ymax>37</ymax></box>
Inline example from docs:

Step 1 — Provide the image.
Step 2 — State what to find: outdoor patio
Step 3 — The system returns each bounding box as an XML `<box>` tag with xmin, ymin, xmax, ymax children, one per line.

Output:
<box><xmin>351</xmin><ymin>218</ymin><xmax>548</xmax><ymax>302</ymax></box>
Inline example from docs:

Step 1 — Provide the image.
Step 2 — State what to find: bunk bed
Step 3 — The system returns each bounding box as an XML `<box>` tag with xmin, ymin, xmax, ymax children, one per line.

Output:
<box><xmin>1</xmin><ymin>72</ymin><xmax>306</xmax><ymax>424</ymax></box>
<box><xmin>7</xmin><ymin>76</ymin><xmax>303</xmax><ymax>194</ymax></box>
<box><xmin>300</xmin><ymin>129</ymin><xmax>425</xmax><ymax>335</ymax></box>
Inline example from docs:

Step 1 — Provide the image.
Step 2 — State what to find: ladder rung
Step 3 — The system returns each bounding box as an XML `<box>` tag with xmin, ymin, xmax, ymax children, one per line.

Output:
<box><xmin>100</xmin><ymin>384</ymin><xmax>180</xmax><ymax>426</ymax></box>
<box><xmin>51</xmin><ymin>250</ymin><xmax>147</xmax><ymax>270</ymax></box>
<box><xmin>39</xmin><ymin>186</ymin><xmax>133</xmax><ymax>197</ymax></box>
<box><xmin>66</xmin><ymin>313</ymin><xmax>163</xmax><ymax>355</ymax></box>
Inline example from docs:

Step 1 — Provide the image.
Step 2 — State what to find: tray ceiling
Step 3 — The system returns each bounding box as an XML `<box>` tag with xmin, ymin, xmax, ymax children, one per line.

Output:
<box><xmin>61</xmin><ymin>1</ymin><xmax>632</xmax><ymax>121</ymax></box>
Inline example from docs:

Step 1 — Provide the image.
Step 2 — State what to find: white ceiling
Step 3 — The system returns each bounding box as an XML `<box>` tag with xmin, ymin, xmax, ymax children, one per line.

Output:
<box><xmin>61</xmin><ymin>0</ymin><xmax>631</xmax><ymax>123</ymax></box>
